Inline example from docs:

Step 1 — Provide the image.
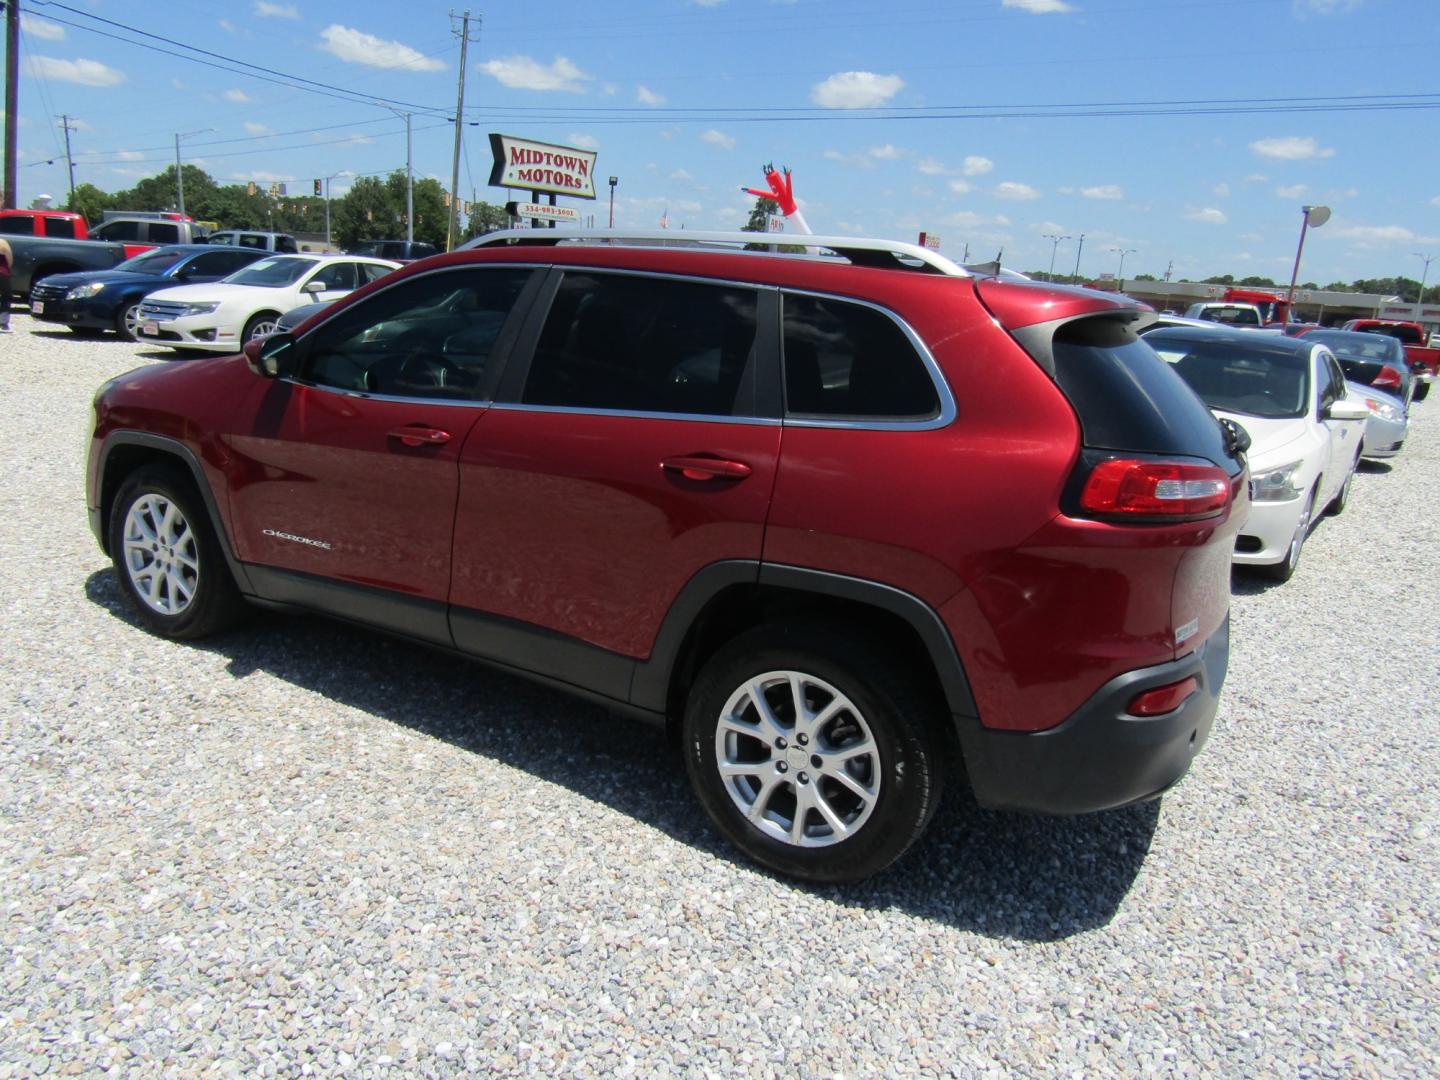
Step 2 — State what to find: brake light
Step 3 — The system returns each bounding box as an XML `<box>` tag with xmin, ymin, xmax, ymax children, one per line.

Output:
<box><xmin>1372</xmin><ymin>366</ymin><xmax>1402</xmax><ymax>390</ymax></box>
<box><xmin>1127</xmin><ymin>677</ymin><xmax>1199</xmax><ymax>717</ymax></box>
<box><xmin>1080</xmin><ymin>459</ymin><xmax>1231</xmax><ymax>521</ymax></box>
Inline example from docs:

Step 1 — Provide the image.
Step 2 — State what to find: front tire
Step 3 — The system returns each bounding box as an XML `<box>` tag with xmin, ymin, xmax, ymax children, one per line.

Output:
<box><xmin>242</xmin><ymin>311</ymin><xmax>281</xmax><ymax>344</ymax></box>
<box><xmin>108</xmin><ymin>465</ymin><xmax>246</xmax><ymax>640</ymax></box>
<box><xmin>1327</xmin><ymin>453</ymin><xmax>1360</xmax><ymax>516</ymax></box>
<box><xmin>682</xmin><ymin>623</ymin><xmax>945</xmax><ymax>884</ymax></box>
<box><xmin>1264</xmin><ymin>488</ymin><xmax>1317</xmax><ymax>583</ymax></box>
<box><xmin>116</xmin><ymin>302</ymin><xmax>142</xmax><ymax>341</ymax></box>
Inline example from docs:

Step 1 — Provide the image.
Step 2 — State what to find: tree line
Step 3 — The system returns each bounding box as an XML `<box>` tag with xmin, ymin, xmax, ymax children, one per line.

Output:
<box><xmin>63</xmin><ymin>166</ymin><xmax>511</xmax><ymax>248</ymax></box>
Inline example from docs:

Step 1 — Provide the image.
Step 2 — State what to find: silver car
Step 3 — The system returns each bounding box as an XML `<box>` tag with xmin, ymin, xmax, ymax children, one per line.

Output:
<box><xmin>1348</xmin><ymin>380</ymin><xmax>1408</xmax><ymax>459</ymax></box>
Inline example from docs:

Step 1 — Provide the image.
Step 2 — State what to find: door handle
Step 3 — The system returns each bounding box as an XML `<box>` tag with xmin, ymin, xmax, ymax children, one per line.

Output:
<box><xmin>661</xmin><ymin>455</ymin><xmax>752</xmax><ymax>481</ymax></box>
<box><xmin>387</xmin><ymin>426</ymin><xmax>451</xmax><ymax>447</ymax></box>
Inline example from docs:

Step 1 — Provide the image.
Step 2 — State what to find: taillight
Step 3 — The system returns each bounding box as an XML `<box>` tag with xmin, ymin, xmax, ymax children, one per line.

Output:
<box><xmin>1080</xmin><ymin>459</ymin><xmax>1231</xmax><ymax>521</ymax></box>
<box><xmin>1372</xmin><ymin>366</ymin><xmax>1402</xmax><ymax>390</ymax></box>
<box><xmin>1127</xmin><ymin>676</ymin><xmax>1199</xmax><ymax>717</ymax></box>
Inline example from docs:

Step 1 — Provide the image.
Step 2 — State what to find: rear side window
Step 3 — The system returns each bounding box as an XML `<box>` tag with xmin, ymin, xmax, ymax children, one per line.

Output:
<box><xmin>524</xmin><ymin>272</ymin><xmax>760</xmax><ymax>417</ymax></box>
<box><xmin>781</xmin><ymin>293</ymin><xmax>939</xmax><ymax>420</ymax></box>
<box><xmin>1052</xmin><ymin>320</ymin><xmax>1234</xmax><ymax>466</ymax></box>
<box><xmin>150</xmin><ymin>223</ymin><xmax>180</xmax><ymax>245</ymax></box>
<box><xmin>0</xmin><ymin>217</ymin><xmax>29</xmax><ymax>235</ymax></box>
<box><xmin>43</xmin><ymin>217</ymin><xmax>77</xmax><ymax>239</ymax></box>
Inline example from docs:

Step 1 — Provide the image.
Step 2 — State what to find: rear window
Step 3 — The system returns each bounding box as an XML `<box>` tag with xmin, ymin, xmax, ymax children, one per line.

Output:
<box><xmin>1051</xmin><ymin>320</ymin><xmax>1235</xmax><ymax>467</ymax></box>
<box><xmin>1149</xmin><ymin>338</ymin><xmax>1309</xmax><ymax>420</ymax></box>
<box><xmin>1357</xmin><ymin>323</ymin><xmax>1423</xmax><ymax>345</ymax></box>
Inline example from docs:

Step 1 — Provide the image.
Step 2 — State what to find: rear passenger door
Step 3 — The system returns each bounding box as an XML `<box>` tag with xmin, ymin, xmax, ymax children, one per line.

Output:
<box><xmin>449</xmin><ymin>269</ymin><xmax>781</xmax><ymax>678</ymax></box>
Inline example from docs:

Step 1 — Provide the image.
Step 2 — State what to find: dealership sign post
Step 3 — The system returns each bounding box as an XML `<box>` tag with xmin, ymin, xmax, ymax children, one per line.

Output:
<box><xmin>489</xmin><ymin>134</ymin><xmax>597</xmax><ymax>229</ymax></box>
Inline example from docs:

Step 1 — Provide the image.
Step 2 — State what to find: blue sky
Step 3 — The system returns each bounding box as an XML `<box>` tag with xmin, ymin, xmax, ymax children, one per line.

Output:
<box><xmin>12</xmin><ymin>0</ymin><xmax>1439</xmax><ymax>283</ymax></box>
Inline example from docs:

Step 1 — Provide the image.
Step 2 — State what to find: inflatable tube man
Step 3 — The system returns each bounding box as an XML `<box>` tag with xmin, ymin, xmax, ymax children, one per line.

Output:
<box><xmin>743</xmin><ymin>164</ymin><xmax>812</xmax><ymax>236</ymax></box>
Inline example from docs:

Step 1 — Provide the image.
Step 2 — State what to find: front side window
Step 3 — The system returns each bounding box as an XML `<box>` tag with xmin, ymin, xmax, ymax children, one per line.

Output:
<box><xmin>781</xmin><ymin>293</ymin><xmax>939</xmax><ymax>420</ymax></box>
<box><xmin>0</xmin><ymin>217</ymin><xmax>30</xmax><ymax>235</ymax></box>
<box><xmin>524</xmin><ymin>273</ymin><xmax>760</xmax><ymax>417</ymax></box>
<box><xmin>302</xmin><ymin>268</ymin><xmax>532</xmax><ymax>400</ymax></box>
<box><xmin>150</xmin><ymin>223</ymin><xmax>181</xmax><ymax>245</ymax></box>
<box><xmin>306</xmin><ymin>262</ymin><xmax>359</xmax><ymax>293</ymax></box>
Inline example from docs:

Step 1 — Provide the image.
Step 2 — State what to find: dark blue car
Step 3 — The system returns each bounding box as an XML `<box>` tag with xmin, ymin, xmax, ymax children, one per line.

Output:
<box><xmin>28</xmin><ymin>245</ymin><xmax>269</xmax><ymax>340</ymax></box>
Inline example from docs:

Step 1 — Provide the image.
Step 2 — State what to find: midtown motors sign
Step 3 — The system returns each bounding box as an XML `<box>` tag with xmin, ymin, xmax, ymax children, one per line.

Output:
<box><xmin>488</xmin><ymin>134</ymin><xmax>598</xmax><ymax>200</ymax></box>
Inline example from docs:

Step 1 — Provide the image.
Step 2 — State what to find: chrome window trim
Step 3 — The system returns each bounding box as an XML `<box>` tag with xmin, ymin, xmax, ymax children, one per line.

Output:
<box><xmin>281</xmin><ymin>379</ymin><xmax>495</xmax><ymax>411</ymax></box>
<box><xmin>489</xmin><ymin>402</ymin><xmax>781</xmax><ymax>427</ymax></box>
<box><xmin>778</xmin><ymin>286</ymin><xmax>958</xmax><ymax>432</ymax></box>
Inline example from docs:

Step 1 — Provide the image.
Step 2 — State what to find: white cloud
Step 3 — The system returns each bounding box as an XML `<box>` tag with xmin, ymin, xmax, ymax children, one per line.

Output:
<box><xmin>1292</xmin><ymin>0</ymin><xmax>1363</xmax><ymax>14</ymax></box>
<box><xmin>948</xmin><ymin>179</ymin><xmax>972</xmax><ymax>195</ymax></box>
<box><xmin>1003</xmin><ymin>0</ymin><xmax>1075</xmax><ymax>11</ymax></box>
<box><xmin>1212</xmin><ymin>182</ymin><xmax>1230</xmax><ymax>197</ymax></box>
<box><xmin>995</xmin><ymin>181</ymin><xmax>1041</xmax><ymax>201</ymax></box>
<box><xmin>114</xmin><ymin>150</ymin><xmax>144</xmax><ymax>162</ymax></box>
<box><xmin>692</xmin><ymin>0</ymin><xmax>727</xmax><ymax>5</ymax></box>
<box><xmin>249</xmin><ymin>171</ymin><xmax>290</xmax><ymax>184</ymax></box>
<box><xmin>870</xmin><ymin>144</ymin><xmax>903</xmax><ymax>160</ymax></box>
<box><xmin>255</xmin><ymin>1</ymin><xmax>300</xmax><ymax>16</ymax></box>
<box><xmin>701</xmin><ymin>129</ymin><xmax>736</xmax><ymax>150</ymax></box>
<box><xmin>916</xmin><ymin>158</ymin><xmax>948</xmax><ymax>176</ymax></box>
<box><xmin>243</xmin><ymin>122</ymin><xmax>272</xmax><ymax>136</ymax></box>
<box><xmin>1245</xmin><ymin>173</ymin><xmax>1268</xmax><ymax>183</ymax></box>
<box><xmin>671</xmin><ymin>169</ymin><xmax>693</xmax><ymax>181</ymax></box>
<box><xmin>962</xmin><ymin>155</ymin><xmax>994</xmax><ymax>176</ymax></box>
<box><xmin>1432</xmin><ymin>195</ymin><xmax>1440</xmax><ymax>207</ymax></box>
<box><xmin>478</xmin><ymin>54</ymin><xmax>589</xmax><ymax>92</ymax></box>
<box><xmin>1331</xmin><ymin>224</ymin><xmax>1413</xmax><ymax>244</ymax></box>
<box><xmin>219</xmin><ymin>19</ymin><xmax>240</xmax><ymax>35</ymax></box>
<box><xmin>811</xmin><ymin>71</ymin><xmax>904</xmax><ymax>109</ymax></box>
<box><xmin>1186</xmin><ymin>207</ymin><xmax>1228</xmax><ymax>225</ymax></box>
<box><xmin>602</xmin><ymin>83</ymin><xmax>619</xmax><ymax>96</ymax></box>
<box><xmin>320</xmin><ymin>25</ymin><xmax>446</xmax><ymax>72</ymax></box>
<box><xmin>1081</xmin><ymin>185</ymin><xmax>1124</xmax><ymax>200</ymax></box>
<box><xmin>947</xmin><ymin>210</ymin><xmax>1011</xmax><ymax>228</ymax></box>
<box><xmin>567</xmin><ymin>133</ymin><xmax>599</xmax><ymax>150</ymax></box>
<box><xmin>24</xmin><ymin>57</ymin><xmax>126</xmax><ymax>87</ymax></box>
<box><xmin>1276</xmin><ymin>183</ymin><xmax>1309</xmax><ymax>198</ymax></box>
<box><xmin>636</xmin><ymin>85</ymin><xmax>665</xmax><ymax>106</ymax></box>
<box><xmin>824</xmin><ymin>149</ymin><xmax>871</xmax><ymax>169</ymax></box>
<box><xmin>171</xmin><ymin>78</ymin><xmax>187</xmax><ymax>91</ymax></box>
<box><xmin>224</xmin><ymin>88</ymin><xmax>254</xmax><ymax>104</ymax></box>
<box><xmin>21</xmin><ymin>16</ymin><xmax>66</xmax><ymax>40</ymax></box>
<box><xmin>1250</xmin><ymin>135</ymin><xmax>1335</xmax><ymax>160</ymax></box>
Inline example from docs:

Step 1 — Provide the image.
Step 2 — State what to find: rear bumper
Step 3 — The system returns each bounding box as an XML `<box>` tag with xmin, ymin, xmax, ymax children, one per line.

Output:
<box><xmin>955</xmin><ymin>615</ymin><xmax>1228</xmax><ymax>814</ymax></box>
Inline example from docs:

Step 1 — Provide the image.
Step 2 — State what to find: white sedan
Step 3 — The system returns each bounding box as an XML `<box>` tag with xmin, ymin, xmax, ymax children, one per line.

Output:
<box><xmin>1144</xmin><ymin>324</ymin><xmax>1369</xmax><ymax>583</ymax></box>
<box><xmin>136</xmin><ymin>254</ymin><xmax>400</xmax><ymax>352</ymax></box>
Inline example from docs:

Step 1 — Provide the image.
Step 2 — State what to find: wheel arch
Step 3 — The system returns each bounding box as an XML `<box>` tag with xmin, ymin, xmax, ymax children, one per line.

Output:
<box><xmin>96</xmin><ymin>432</ymin><xmax>253</xmax><ymax>593</ymax></box>
<box><xmin>634</xmin><ymin>562</ymin><xmax>977</xmax><ymax>734</ymax></box>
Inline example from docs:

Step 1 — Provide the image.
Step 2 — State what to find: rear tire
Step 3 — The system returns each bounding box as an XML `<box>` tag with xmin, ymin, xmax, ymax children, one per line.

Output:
<box><xmin>108</xmin><ymin>465</ymin><xmax>247</xmax><ymax>640</ymax></box>
<box><xmin>681</xmin><ymin>622</ymin><xmax>945</xmax><ymax>883</ymax></box>
<box><xmin>1416</xmin><ymin>381</ymin><xmax>1431</xmax><ymax>402</ymax></box>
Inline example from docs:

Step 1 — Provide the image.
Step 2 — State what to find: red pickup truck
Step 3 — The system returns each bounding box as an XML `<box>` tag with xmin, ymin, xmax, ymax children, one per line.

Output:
<box><xmin>1341</xmin><ymin>319</ymin><xmax>1438</xmax><ymax>400</ymax></box>
<box><xmin>0</xmin><ymin>209</ymin><xmax>89</xmax><ymax>240</ymax></box>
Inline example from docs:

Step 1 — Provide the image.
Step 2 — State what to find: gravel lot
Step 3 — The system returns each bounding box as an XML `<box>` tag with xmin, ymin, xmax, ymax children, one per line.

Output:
<box><xmin>2</xmin><ymin>312</ymin><xmax>1437</xmax><ymax>1077</ymax></box>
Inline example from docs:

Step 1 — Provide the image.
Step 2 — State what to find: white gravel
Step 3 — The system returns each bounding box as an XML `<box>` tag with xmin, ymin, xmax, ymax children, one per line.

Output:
<box><xmin>1</xmin><ymin>312</ymin><xmax>1437</xmax><ymax>1077</ymax></box>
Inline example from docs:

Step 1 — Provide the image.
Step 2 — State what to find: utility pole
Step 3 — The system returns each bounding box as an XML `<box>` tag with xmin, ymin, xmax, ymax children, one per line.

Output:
<box><xmin>1412</xmin><ymin>252</ymin><xmax>1435</xmax><ymax>321</ymax></box>
<box><xmin>1164</xmin><ymin>260</ymin><xmax>1174</xmax><ymax>282</ymax></box>
<box><xmin>173</xmin><ymin>128</ymin><xmax>214</xmax><ymax>218</ymax></box>
<box><xmin>1111</xmin><ymin>246</ymin><xmax>1136</xmax><ymax>290</ymax></box>
<box><xmin>1071</xmin><ymin>233</ymin><xmax>1086</xmax><ymax>284</ymax></box>
<box><xmin>4</xmin><ymin>0</ymin><xmax>19</xmax><ymax>209</ymax></box>
<box><xmin>58</xmin><ymin>114</ymin><xmax>78</xmax><ymax>205</ymax></box>
<box><xmin>447</xmin><ymin>10</ymin><xmax>478</xmax><ymax>252</ymax></box>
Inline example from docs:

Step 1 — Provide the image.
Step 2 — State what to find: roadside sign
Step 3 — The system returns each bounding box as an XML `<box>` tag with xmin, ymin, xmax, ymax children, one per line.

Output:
<box><xmin>509</xmin><ymin>202</ymin><xmax>581</xmax><ymax>223</ymax></box>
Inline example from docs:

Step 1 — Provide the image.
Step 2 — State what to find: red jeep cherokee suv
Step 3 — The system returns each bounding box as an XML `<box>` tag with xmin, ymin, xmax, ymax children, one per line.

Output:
<box><xmin>86</xmin><ymin>230</ymin><xmax>1248</xmax><ymax>882</ymax></box>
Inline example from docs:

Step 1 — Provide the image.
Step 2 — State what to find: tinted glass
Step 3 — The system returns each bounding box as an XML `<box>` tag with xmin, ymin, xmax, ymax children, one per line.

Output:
<box><xmin>116</xmin><ymin>248</ymin><xmax>189</xmax><ymax>274</ymax></box>
<box><xmin>781</xmin><ymin>294</ymin><xmax>939</xmax><ymax>419</ymax></box>
<box><xmin>150</xmin><ymin>223</ymin><xmax>181</xmax><ymax>245</ymax></box>
<box><xmin>0</xmin><ymin>217</ymin><xmax>29</xmax><ymax>235</ymax></box>
<box><xmin>183</xmin><ymin>250</ymin><xmax>255</xmax><ymax>277</ymax></box>
<box><xmin>358</xmin><ymin>262</ymin><xmax>393</xmax><ymax>285</ymax></box>
<box><xmin>95</xmin><ymin>220</ymin><xmax>141</xmax><ymax>242</ymax></box>
<box><xmin>1355</xmin><ymin>323</ymin><xmax>1423</xmax><ymax>345</ymax></box>
<box><xmin>1197</xmin><ymin>306</ymin><xmax>1261</xmax><ymax>326</ymax></box>
<box><xmin>525</xmin><ymin>273</ymin><xmax>759</xmax><ymax>417</ymax></box>
<box><xmin>304</xmin><ymin>268</ymin><xmax>532</xmax><ymax>400</ymax></box>
<box><xmin>1053</xmin><ymin>323</ymin><xmax>1236</xmax><ymax>464</ymax></box>
<box><xmin>1145</xmin><ymin>332</ymin><xmax>1310</xmax><ymax>419</ymax></box>
<box><xmin>227</xmin><ymin>257</ymin><xmax>318</xmax><ymax>287</ymax></box>
<box><xmin>1305</xmin><ymin>329</ymin><xmax>1402</xmax><ymax>362</ymax></box>
<box><xmin>43</xmin><ymin>217</ymin><xmax>76</xmax><ymax>239</ymax></box>
<box><xmin>307</xmin><ymin>262</ymin><xmax>358</xmax><ymax>292</ymax></box>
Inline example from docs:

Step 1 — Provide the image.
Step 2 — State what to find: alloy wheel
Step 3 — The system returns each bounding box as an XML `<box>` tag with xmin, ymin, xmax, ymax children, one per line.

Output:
<box><xmin>713</xmin><ymin>670</ymin><xmax>882</xmax><ymax>848</ymax></box>
<box><xmin>122</xmin><ymin>493</ymin><xmax>200</xmax><ymax>615</ymax></box>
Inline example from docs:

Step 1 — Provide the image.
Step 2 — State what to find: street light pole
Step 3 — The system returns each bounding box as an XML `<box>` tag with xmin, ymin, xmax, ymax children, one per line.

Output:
<box><xmin>1412</xmin><ymin>252</ymin><xmax>1435</xmax><ymax>322</ymax></box>
<box><xmin>1043</xmin><ymin>233</ymin><xmax>1070</xmax><ymax>279</ymax></box>
<box><xmin>1286</xmin><ymin>204</ymin><xmax>1331</xmax><ymax>316</ymax></box>
<box><xmin>1112</xmin><ymin>247</ymin><xmax>1137</xmax><ymax>290</ymax></box>
<box><xmin>173</xmin><ymin>128</ymin><xmax>214</xmax><ymax>217</ymax></box>
<box><xmin>608</xmin><ymin>175</ymin><xmax>618</xmax><ymax>228</ymax></box>
<box><xmin>1071</xmin><ymin>233</ymin><xmax>1086</xmax><ymax>284</ymax></box>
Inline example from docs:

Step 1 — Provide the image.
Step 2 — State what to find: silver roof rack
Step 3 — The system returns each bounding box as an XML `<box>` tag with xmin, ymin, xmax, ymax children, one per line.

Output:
<box><xmin>458</xmin><ymin>228</ymin><xmax>971</xmax><ymax>277</ymax></box>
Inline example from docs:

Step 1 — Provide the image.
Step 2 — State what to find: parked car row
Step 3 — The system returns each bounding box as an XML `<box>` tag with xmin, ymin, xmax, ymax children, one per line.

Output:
<box><xmin>74</xmin><ymin>228</ymin><xmax>1423</xmax><ymax>884</ymax></box>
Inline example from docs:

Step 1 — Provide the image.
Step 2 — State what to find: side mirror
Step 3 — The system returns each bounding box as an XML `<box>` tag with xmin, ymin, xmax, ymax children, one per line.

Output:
<box><xmin>302</xmin><ymin>280</ymin><xmax>326</xmax><ymax>295</ymax></box>
<box><xmin>244</xmin><ymin>331</ymin><xmax>298</xmax><ymax>379</ymax></box>
<box><xmin>1324</xmin><ymin>399</ymin><xmax>1370</xmax><ymax>422</ymax></box>
<box><xmin>1218</xmin><ymin>417</ymin><xmax>1251</xmax><ymax>455</ymax></box>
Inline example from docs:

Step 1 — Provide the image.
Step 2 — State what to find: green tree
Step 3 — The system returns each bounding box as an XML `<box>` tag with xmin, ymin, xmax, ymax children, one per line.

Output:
<box><xmin>65</xmin><ymin>183</ymin><xmax>114</xmax><ymax>225</ymax></box>
<box><xmin>1201</xmin><ymin>274</ymin><xmax>1235</xmax><ymax>286</ymax></box>
<box><xmin>743</xmin><ymin>195</ymin><xmax>778</xmax><ymax>232</ymax></box>
<box><xmin>1237</xmin><ymin>276</ymin><xmax>1278</xmax><ymax>287</ymax></box>
<box><xmin>1132</xmin><ymin>273</ymin><xmax>1158</xmax><ymax>282</ymax></box>
<box><xmin>464</xmin><ymin>200</ymin><xmax>512</xmax><ymax>239</ymax></box>
<box><xmin>333</xmin><ymin>177</ymin><xmax>400</xmax><ymax>249</ymax></box>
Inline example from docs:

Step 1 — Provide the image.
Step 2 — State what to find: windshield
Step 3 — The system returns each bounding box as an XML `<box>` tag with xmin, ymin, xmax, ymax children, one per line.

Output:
<box><xmin>224</xmin><ymin>256</ymin><xmax>318</xmax><ymax>287</ymax></box>
<box><xmin>1304</xmin><ymin>330</ymin><xmax>1403</xmax><ymax>362</ymax></box>
<box><xmin>1148</xmin><ymin>337</ymin><xmax>1310</xmax><ymax>419</ymax></box>
<box><xmin>115</xmin><ymin>249</ymin><xmax>190</xmax><ymax>275</ymax></box>
<box><xmin>1197</xmin><ymin>306</ymin><xmax>1261</xmax><ymax>326</ymax></box>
